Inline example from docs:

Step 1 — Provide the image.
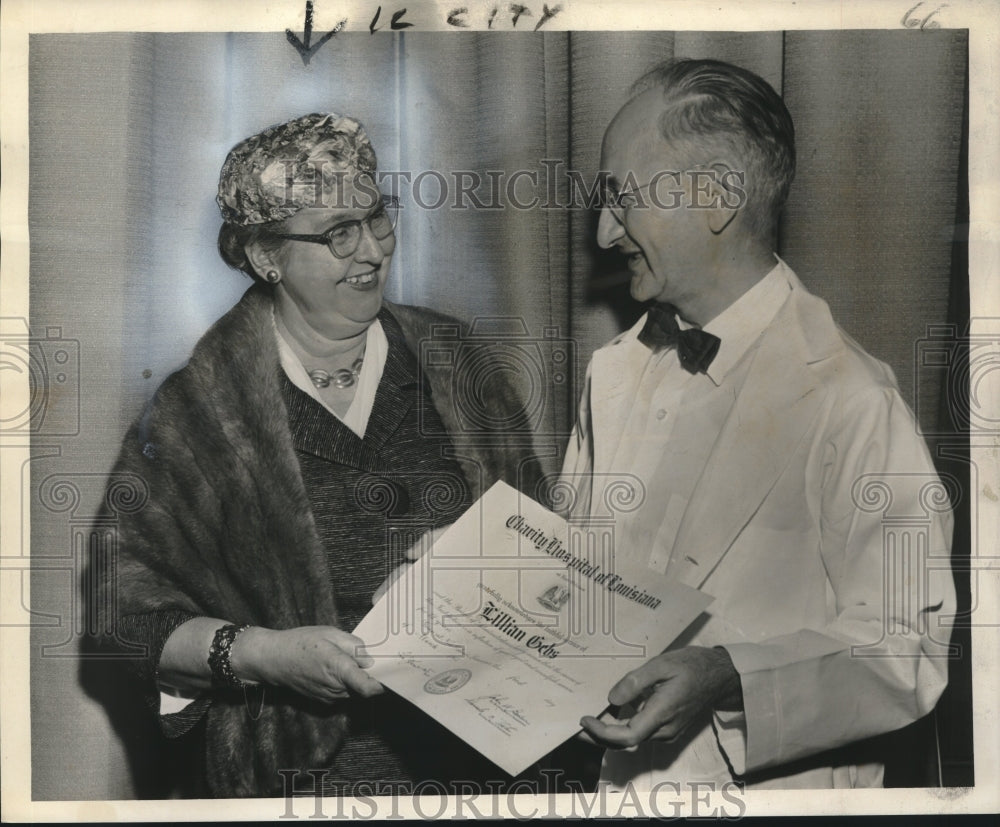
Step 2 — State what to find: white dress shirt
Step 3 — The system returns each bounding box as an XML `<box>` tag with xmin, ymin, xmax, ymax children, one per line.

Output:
<box><xmin>603</xmin><ymin>259</ymin><xmax>792</xmax><ymax>574</ymax></box>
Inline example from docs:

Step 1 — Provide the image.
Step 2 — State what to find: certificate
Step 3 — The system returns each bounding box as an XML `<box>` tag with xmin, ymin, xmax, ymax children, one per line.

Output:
<box><xmin>354</xmin><ymin>481</ymin><xmax>712</xmax><ymax>776</ymax></box>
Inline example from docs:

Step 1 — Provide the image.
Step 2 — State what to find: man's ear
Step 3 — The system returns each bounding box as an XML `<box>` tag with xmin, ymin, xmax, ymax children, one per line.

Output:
<box><xmin>702</xmin><ymin>160</ymin><xmax>742</xmax><ymax>236</ymax></box>
<box><xmin>244</xmin><ymin>240</ymin><xmax>279</xmax><ymax>282</ymax></box>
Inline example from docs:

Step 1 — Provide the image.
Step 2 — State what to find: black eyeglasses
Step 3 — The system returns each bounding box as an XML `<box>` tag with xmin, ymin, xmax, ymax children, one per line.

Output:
<box><xmin>269</xmin><ymin>195</ymin><xmax>399</xmax><ymax>259</ymax></box>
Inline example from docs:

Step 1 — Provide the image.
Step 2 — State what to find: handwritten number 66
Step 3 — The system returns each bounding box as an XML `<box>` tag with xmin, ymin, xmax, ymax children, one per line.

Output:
<box><xmin>901</xmin><ymin>2</ymin><xmax>947</xmax><ymax>30</ymax></box>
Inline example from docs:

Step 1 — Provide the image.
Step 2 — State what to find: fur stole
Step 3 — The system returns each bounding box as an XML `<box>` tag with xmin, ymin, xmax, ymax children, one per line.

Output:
<box><xmin>101</xmin><ymin>284</ymin><xmax>541</xmax><ymax>796</ymax></box>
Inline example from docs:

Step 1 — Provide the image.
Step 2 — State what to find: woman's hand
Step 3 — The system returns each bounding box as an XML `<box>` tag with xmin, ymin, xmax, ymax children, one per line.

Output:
<box><xmin>232</xmin><ymin>625</ymin><xmax>384</xmax><ymax>703</ymax></box>
<box><xmin>371</xmin><ymin>525</ymin><xmax>453</xmax><ymax>604</ymax></box>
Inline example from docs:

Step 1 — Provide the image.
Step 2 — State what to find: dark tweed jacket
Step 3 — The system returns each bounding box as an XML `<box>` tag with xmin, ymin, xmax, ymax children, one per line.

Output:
<box><xmin>95</xmin><ymin>284</ymin><xmax>543</xmax><ymax>797</ymax></box>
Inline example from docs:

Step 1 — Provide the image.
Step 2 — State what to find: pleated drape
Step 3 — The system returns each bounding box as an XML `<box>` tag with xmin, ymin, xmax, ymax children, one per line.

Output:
<box><xmin>28</xmin><ymin>29</ymin><xmax>968</xmax><ymax>799</ymax></box>
<box><xmin>780</xmin><ymin>31</ymin><xmax>966</xmax><ymax>421</ymax></box>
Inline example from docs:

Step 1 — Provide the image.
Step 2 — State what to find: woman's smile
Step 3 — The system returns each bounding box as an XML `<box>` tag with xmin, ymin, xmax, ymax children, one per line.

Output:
<box><xmin>340</xmin><ymin>269</ymin><xmax>380</xmax><ymax>288</ymax></box>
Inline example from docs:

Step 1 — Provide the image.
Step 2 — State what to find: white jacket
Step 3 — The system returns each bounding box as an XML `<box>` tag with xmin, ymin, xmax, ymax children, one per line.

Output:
<box><xmin>561</xmin><ymin>270</ymin><xmax>955</xmax><ymax>789</ymax></box>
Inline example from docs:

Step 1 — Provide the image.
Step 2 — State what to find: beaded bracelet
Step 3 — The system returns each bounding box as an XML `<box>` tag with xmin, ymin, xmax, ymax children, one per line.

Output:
<box><xmin>208</xmin><ymin>623</ymin><xmax>252</xmax><ymax>690</ymax></box>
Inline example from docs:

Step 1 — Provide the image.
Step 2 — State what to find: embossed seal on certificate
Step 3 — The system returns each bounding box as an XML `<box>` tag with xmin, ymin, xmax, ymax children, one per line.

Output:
<box><xmin>537</xmin><ymin>584</ymin><xmax>571</xmax><ymax>612</ymax></box>
<box><xmin>424</xmin><ymin>668</ymin><xmax>472</xmax><ymax>695</ymax></box>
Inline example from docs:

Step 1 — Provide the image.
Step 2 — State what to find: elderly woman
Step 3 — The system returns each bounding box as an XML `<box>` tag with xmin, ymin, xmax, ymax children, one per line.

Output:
<box><xmin>98</xmin><ymin>113</ymin><xmax>542</xmax><ymax>797</ymax></box>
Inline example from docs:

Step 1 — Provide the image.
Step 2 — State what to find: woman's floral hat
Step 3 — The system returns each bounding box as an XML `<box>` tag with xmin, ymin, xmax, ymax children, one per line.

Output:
<box><xmin>217</xmin><ymin>112</ymin><xmax>378</xmax><ymax>226</ymax></box>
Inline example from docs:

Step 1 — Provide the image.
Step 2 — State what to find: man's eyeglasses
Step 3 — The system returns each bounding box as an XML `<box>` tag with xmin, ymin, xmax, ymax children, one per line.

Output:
<box><xmin>270</xmin><ymin>195</ymin><xmax>399</xmax><ymax>259</ymax></box>
<box><xmin>601</xmin><ymin>180</ymin><xmax>658</xmax><ymax>219</ymax></box>
<box><xmin>601</xmin><ymin>168</ymin><xmax>712</xmax><ymax>218</ymax></box>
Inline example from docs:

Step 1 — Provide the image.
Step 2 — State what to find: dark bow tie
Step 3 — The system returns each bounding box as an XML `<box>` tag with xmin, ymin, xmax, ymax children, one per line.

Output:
<box><xmin>638</xmin><ymin>304</ymin><xmax>721</xmax><ymax>374</ymax></box>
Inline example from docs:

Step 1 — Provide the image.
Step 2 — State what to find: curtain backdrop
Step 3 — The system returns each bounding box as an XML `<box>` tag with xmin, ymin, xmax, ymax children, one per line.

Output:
<box><xmin>27</xmin><ymin>29</ymin><xmax>969</xmax><ymax>799</ymax></box>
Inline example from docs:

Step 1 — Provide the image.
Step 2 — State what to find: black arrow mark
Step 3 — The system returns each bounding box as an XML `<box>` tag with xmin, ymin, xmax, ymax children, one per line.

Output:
<box><xmin>534</xmin><ymin>3</ymin><xmax>562</xmax><ymax>31</ymax></box>
<box><xmin>286</xmin><ymin>1</ymin><xmax>346</xmax><ymax>66</ymax></box>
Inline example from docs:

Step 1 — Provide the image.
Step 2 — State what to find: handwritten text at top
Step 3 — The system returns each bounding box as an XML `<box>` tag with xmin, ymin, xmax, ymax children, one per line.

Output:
<box><xmin>323</xmin><ymin>3</ymin><xmax>564</xmax><ymax>34</ymax></box>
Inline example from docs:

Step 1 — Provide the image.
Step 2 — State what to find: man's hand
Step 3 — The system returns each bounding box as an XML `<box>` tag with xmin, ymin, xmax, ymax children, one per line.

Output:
<box><xmin>579</xmin><ymin>646</ymin><xmax>742</xmax><ymax>749</ymax></box>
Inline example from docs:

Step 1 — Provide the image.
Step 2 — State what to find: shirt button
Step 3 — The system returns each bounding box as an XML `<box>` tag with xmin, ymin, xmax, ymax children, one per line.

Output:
<box><xmin>656</xmin><ymin>409</ymin><xmax>668</xmax><ymax>420</ymax></box>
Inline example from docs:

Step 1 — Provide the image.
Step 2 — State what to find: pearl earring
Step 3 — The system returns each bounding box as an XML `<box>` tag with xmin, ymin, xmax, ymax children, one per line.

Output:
<box><xmin>266</xmin><ymin>270</ymin><xmax>281</xmax><ymax>284</ymax></box>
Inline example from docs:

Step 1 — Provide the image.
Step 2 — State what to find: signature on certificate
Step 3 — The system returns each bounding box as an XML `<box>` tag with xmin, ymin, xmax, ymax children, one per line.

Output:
<box><xmin>466</xmin><ymin>694</ymin><xmax>530</xmax><ymax>736</ymax></box>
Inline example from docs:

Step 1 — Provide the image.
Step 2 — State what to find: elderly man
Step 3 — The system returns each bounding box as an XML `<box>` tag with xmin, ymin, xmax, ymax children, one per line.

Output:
<box><xmin>563</xmin><ymin>59</ymin><xmax>955</xmax><ymax>789</ymax></box>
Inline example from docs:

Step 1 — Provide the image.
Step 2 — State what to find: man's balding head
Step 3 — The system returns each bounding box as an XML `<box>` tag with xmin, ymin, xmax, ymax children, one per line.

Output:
<box><xmin>623</xmin><ymin>59</ymin><xmax>796</xmax><ymax>243</ymax></box>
